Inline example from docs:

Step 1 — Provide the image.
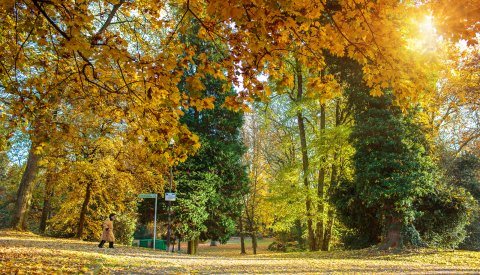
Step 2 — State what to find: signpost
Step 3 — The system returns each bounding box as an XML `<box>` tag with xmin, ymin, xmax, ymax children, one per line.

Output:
<box><xmin>165</xmin><ymin>192</ymin><xmax>176</xmax><ymax>201</ymax></box>
<box><xmin>138</xmin><ymin>193</ymin><xmax>158</xmax><ymax>250</ymax></box>
<box><xmin>166</xmin><ymin>139</ymin><xmax>176</xmax><ymax>252</ymax></box>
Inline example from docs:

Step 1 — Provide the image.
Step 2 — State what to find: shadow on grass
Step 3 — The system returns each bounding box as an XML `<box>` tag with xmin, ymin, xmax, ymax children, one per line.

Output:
<box><xmin>2</xmin><ymin>229</ymin><xmax>480</xmax><ymax>274</ymax></box>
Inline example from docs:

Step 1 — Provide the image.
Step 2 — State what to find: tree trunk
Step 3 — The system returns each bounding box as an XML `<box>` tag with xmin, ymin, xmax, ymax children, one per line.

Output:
<box><xmin>295</xmin><ymin>219</ymin><xmax>304</xmax><ymax>248</ymax></box>
<box><xmin>321</xmin><ymin>101</ymin><xmax>340</xmax><ymax>251</ymax></box>
<box><xmin>315</xmin><ymin>104</ymin><xmax>326</xmax><ymax>251</ymax></box>
<box><xmin>247</xmin><ymin>214</ymin><xmax>258</xmax><ymax>255</ymax></box>
<box><xmin>39</xmin><ymin>174</ymin><xmax>54</xmax><ymax>233</ymax></box>
<box><xmin>322</xmin><ymin>208</ymin><xmax>335</xmax><ymax>251</ymax></box>
<box><xmin>76</xmin><ymin>182</ymin><xmax>92</xmax><ymax>239</ymax></box>
<box><xmin>240</xmin><ymin>217</ymin><xmax>246</xmax><ymax>254</ymax></box>
<box><xmin>11</xmin><ymin>145</ymin><xmax>40</xmax><ymax>230</ymax></box>
<box><xmin>252</xmin><ymin>231</ymin><xmax>257</xmax><ymax>255</ymax></box>
<box><xmin>321</xmin><ymin>153</ymin><xmax>337</xmax><ymax>251</ymax></box>
<box><xmin>188</xmin><ymin>240</ymin><xmax>193</xmax><ymax>254</ymax></box>
<box><xmin>380</xmin><ymin>215</ymin><xmax>402</xmax><ymax>250</ymax></box>
<box><xmin>187</xmin><ymin>237</ymin><xmax>199</xmax><ymax>255</ymax></box>
<box><xmin>295</xmin><ymin>60</ymin><xmax>315</xmax><ymax>251</ymax></box>
<box><xmin>177</xmin><ymin>235</ymin><xmax>181</xmax><ymax>252</ymax></box>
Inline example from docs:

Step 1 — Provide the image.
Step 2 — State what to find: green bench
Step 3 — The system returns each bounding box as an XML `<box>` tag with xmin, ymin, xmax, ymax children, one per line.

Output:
<box><xmin>138</xmin><ymin>239</ymin><xmax>167</xmax><ymax>250</ymax></box>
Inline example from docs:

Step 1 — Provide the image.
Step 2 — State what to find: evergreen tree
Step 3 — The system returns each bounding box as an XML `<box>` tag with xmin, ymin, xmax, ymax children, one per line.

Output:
<box><xmin>332</xmin><ymin>57</ymin><xmax>476</xmax><ymax>249</ymax></box>
<box><xmin>171</xmin><ymin>24</ymin><xmax>249</xmax><ymax>252</ymax></box>
<box><xmin>330</xmin><ymin>72</ymin><xmax>440</xmax><ymax>248</ymax></box>
<box><xmin>452</xmin><ymin>153</ymin><xmax>480</xmax><ymax>250</ymax></box>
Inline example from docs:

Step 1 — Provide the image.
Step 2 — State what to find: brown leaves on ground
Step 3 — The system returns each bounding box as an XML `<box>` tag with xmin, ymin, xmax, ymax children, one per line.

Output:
<box><xmin>1</xmin><ymin>229</ymin><xmax>480</xmax><ymax>274</ymax></box>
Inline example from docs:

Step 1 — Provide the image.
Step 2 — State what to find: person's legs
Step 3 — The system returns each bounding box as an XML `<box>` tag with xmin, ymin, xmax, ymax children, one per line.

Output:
<box><xmin>98</xmin><ymin>240</ymin><xmax>106</xmax><ymax>248</ymax></box>
<box><xmin>109</xmin><ymin>242</ymin><xmax>114</xmax><ymax>248</ymax></box>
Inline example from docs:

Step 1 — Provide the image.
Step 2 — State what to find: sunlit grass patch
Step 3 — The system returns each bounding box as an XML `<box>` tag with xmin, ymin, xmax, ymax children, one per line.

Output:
<box><xmin>1</xmin><ymin>229</ymin><xmax>480</xmax><ymax>274</ymax></box>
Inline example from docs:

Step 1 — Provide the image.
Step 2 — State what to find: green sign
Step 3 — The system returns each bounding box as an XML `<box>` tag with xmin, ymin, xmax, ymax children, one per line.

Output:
<box><xmin>139</xmin><ymin>193</ymin><xmax>157</xmax><ymax>199</ymax></box>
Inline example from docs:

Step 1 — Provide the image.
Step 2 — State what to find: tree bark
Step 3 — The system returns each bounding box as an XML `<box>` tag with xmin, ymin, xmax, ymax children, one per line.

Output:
<box><xmin>315</xmin><ymin>104</ymin><xmax>326</xmax><ymax>251</ymax></box>
<box><xmin>247</xmin><ymin>213</ymin><xmax>258</xmax><ymax>254</ymax></box>
<box><xmin>295</xmin><ymin>219</ymin><xmax>304</xmax><ymax>248</ymax></box>
<box><xmin>321</xmin><ymin>101</ymin><xmax>341</xmax><ymax>251</ymax></box>
<box><xmin>76</xmin><ymin>182</ymin><xmax>92</xmax><ymax>239</ymax></box>
<box><xmin>380</xmin><ymin>215</ymin><xmax>402</xmax><ymax>250</ymax></box>
<box><xmin>177</xmin><ymin>234</ymin><xmax>181</xmax><ymax>252</ymax></box>
<box><xmin>188</xmin><ymin>240</ymin><xmax>193</xmax><ymax>254</ymax></box>
<box><xmin>295</xmin><ymin>61</ymin><xmax>315</xmax><ymax>251</ymax></box>
<box><xmin>11</xmin><ymin>145</ymin><xmax>40</xmax><ymax>230</ymax></box>
<box><xmin>39</xmin><ymin>172</ymin><xmax>54</xmax><ymax>233</ymax></box>
<box><xmin>240</xmin><ymin>217</ymin><xmax>246</xmax><ymax>254</ymax></box>
<box><xmin>187</xmin><ymin>237</ymin><xmax>199</xmax><ymax>254</ymax></box>
<box><xmin>322</xmin><ymin>208</ymin><xmax>335</xmax><ymax>251</ymax></box>
<box><xmin>252</xmin><ymin>231</ymin><xmax>257</xmax><ymax>255</ymax></box>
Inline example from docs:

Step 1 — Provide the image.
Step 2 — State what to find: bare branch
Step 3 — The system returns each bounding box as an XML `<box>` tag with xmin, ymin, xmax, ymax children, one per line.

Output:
<box><xmin>457</xmin><ymin>131</ymin><xmax>480</xmax><ymax>154</ymax></box>
<box><xmin>319</xmin><ymin>0</ymin><xmax>373</xmax><ymax>64</ymax></box>
<box><xmin>31</xmin><ymin>0</ymin><xmax>70</xmax><ymax>40</ymax></box>
<box><xmin>95</xmin><ymin>0</ymin><xmax>126</xmax><ymax>37</ymax></box>
<box><xmin>165</xmin><ymin>6</ymin><xmax>189</xmax><ymax>47</ymax></box>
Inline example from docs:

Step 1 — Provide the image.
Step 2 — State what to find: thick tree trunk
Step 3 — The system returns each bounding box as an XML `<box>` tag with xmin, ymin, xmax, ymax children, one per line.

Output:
<box><xmin>240</xmin><ymin>217</ymin><xmax>246</xmax><ymax>254</ymax></box>
<box><xmin>76</xmin><ymin>182</ymin><xmax>92</xmax><ymax>239</ymax></box>
<box><xmin>315</xmin><ymin>104</ymin><xmax>326</xmax><ymax>251</ymax></box>
<box><xmin>380</xmin><ymin>216</ymin><xmax>402</xmax><ymax>250</ymax></box>
<box><xmin>188</xmin><ymin>240</ymin><xmax>193</xmax><ymax>254</ymax></box>
<box><xmin>39</xmin><ymin>174</ymin><xmax>54</xmax><ymax>233</ymax></box>
<box><xmin>295</xmin><ymin>61</ymin><xmax>315</xmax><ymax>251</ymax></box>
<box><xmin>187</xmin><ymin>237</ymin><xmax>199</xmax><ymax>254</ymax></box>
<box><xmin>11</xmin><ymin>145</ymin><xmax>40</xmax><ymax>230</ymax></box>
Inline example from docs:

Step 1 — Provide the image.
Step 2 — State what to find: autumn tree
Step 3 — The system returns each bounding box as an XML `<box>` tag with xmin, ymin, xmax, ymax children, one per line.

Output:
<box><xmin>0</xmin><ymin>150</ymin><xmax>24</xmax><ymax>228</ymax></box>
<box><xmin>0</xmin><ymin>0</ymin><xmax>208</xmax><ymax>230</ymax></box>
<box><xmin>428</xmin><ymin>40</ymin><xmax>480</xmax><ymax>155</ymax></box>
<box><xmin>241</xmin><ymin>111</ymin><xmax>275</xmax><ymax>254</ymax></box>
<box><xmin>2</xmin><ymin>0</ymin><xmax>478</xmax><ymax>237</ymax></box>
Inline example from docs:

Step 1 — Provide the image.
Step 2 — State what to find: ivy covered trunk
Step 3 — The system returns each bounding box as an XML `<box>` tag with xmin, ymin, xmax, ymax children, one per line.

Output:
<box><xmin>347</xmin><ymin>90</ymin><xmax>436</xmax><ymax>249</ymax></box>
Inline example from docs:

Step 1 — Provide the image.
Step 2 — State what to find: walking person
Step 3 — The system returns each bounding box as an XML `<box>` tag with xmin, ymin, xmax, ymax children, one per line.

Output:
<box><xmin>98</xmin><ymin>213</ymin><xmax>116</xmax><ymax>248</ymax></box>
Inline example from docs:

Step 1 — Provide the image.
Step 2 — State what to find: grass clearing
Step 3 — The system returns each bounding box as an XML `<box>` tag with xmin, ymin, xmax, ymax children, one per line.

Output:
<box><xmin>1</xmin><ymin>229</ymin><xmax>480</xmax><ymax>274</ymax></box>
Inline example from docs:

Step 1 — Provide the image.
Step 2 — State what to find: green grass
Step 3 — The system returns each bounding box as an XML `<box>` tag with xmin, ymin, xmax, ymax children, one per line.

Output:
<box><xmin>1</xmin><ymin>229</ymin><xmax>480</xmax><ymax>274</ymax></box>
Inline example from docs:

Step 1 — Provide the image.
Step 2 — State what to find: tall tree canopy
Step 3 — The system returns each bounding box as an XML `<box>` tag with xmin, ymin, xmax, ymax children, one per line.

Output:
<box><xmin>1</xmin><ymin>0</ymin><xmax>479</xmax><ymax>249</ymax></box>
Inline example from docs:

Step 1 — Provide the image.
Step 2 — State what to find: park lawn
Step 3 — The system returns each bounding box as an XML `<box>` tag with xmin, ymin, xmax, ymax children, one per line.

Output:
<box><xmin>1</xmin><ymin>229</ymin><xmax>480</xmax><ymax>274</ymax></box>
